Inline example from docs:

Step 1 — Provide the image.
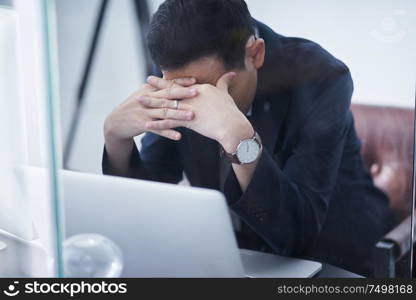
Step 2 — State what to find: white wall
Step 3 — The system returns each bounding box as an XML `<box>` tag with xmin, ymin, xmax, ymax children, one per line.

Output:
<box><xmin>56</xmin><ymin>0</ymin><xmax>416</xmax><ymax>174</ymax></box>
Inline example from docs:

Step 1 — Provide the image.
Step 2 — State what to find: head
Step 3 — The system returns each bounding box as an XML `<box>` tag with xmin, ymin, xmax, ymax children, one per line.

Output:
<box><xmin>147</xmin><ymin>0</ymin><xmax>265</xmax><ymax>113</ymax></box>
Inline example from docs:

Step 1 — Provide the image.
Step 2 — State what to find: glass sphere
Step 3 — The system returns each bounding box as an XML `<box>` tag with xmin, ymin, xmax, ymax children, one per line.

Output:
<box><xmin>63</xmin><ymin>234</ymin><xmax>123</xmax><ymax>277</ymax></box>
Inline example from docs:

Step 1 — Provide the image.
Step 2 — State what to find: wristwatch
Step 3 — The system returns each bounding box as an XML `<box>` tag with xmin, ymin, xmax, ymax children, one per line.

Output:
<box><xmin>221</xmin><ymin>131</ymin><xmax>263</xmax><ymax>164</ymax></box>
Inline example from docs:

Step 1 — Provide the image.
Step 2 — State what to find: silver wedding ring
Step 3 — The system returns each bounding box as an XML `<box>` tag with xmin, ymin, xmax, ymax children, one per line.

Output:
<box><xmin>173</xmin><ymin>100</ymin><xmax>179</xmax><ymax>110</ymax></box>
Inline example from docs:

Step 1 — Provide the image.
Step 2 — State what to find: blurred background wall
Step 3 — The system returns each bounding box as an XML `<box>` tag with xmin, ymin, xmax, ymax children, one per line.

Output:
<box><xmin>55</xmin><ymin>0</ymin><xmax>144</xmax><ymax>173</ymax></box>
<box><xmin>54</xmin><ymin>0</ymin><xmax>416</xmax><ymax>173</ymax></box>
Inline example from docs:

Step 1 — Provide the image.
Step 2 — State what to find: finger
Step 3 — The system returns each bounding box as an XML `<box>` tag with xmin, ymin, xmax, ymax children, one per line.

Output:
<box><xmin>147</xmin><ymin>76</ymin><xmax>196</xmax><ymax>89</ymax></box>
<box><xmin>130</xmin><ymin>84</ymin><xmax>156</xmax><ymax>102</ymax></box>
<box><xmin>140</xmin><ymin>83</ymin><xmax>157</xmax><ymax>92</ymax></box>
<box><xmin>138</xmin><ymin>96</ymin><xmax>178</xmax><ymax>109</ymax></box>
<box><xmin>147</xmin><ymin>108</ymin><xmax>194</xmax><ymax>121</ymax></box>
<box><xmin>145</xmin><ymin>119</ymin><xmax>187</xmax><ymax>131</ymax></box>
<box><xmin>216</xmin><ymin>72</ymin><xmax>236</xmax><ymax>91</ymax></box>
<box><xmin>172</xmin><ymin>77</ymin><xmax>196</xmax><ymax>87</ymax></box>
<box><xmin>138</xmin><ymin>96</ymin><xmax>191</xmax><ymax>111</ymax></box>
<box><xmin>147</xmin><ymin>76</ymin><xmax>173</xmax><ymax>90</ymax></box>
<box><xmin>147</xmin><ymin>85</ymin><xmax>197</xmax><ymax>100</ymax></box>
<box><xmin>149</xmin><ymin>129</ymin><xmax>182</xmax><ymax>141</ymax></box>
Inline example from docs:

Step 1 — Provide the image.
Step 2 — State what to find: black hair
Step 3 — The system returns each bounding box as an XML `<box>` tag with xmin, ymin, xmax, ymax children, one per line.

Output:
<box><xmin>147</xmin><ymin>0</ymin><xmax>255</xmax><ymax>71</ymax></box>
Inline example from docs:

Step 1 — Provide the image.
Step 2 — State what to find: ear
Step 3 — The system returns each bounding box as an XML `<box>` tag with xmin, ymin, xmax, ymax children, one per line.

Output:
<box><xmin>246</xmin><ymin>38</ymin><xmax>265</xmax><ymax>70</ymax></box>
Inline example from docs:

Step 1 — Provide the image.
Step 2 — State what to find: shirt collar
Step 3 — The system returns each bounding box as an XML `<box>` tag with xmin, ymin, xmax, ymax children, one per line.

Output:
<box><xmin>246</xmin><ymin>106</ymin><xmax>253</xmax><ymax>117</ymax></box>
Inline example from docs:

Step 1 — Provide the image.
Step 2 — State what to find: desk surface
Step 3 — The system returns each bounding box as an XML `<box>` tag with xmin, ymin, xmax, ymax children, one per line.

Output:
<box><xmin>316</xmin><ymin>263</ymin><xmax>364</xmax><ymax>278</ymax></box>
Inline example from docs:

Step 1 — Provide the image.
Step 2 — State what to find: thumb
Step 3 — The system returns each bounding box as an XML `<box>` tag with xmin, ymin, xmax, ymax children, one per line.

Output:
<box><xmin>216</xmin><ymin>72</ymin><xmax>236</xmax><ymax>92</ymax></box>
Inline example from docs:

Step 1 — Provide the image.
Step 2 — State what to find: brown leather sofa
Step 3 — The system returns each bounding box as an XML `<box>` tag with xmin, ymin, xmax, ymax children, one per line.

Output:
<box><xmin>351</xmin><ymin>104</ymin><xmax>415</xmax><ymax>277</ymax></box>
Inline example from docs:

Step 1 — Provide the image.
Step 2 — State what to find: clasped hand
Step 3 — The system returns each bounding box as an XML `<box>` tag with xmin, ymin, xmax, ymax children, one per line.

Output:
<box><xmin>104</xmin><ymin>72</ymin><xmax>253</xmax><ymax>153</ymax></box>
<box><xmin>140</xmin><ymin>73</ymin><xmax>252</xmax><ymax>150</ymax></box>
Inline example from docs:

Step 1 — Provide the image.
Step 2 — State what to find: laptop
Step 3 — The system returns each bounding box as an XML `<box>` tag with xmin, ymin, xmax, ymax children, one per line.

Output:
<box><xmin>61</xmin><ymin>170</ymin><xmax>322</xmax><ymax>278</ymax></box>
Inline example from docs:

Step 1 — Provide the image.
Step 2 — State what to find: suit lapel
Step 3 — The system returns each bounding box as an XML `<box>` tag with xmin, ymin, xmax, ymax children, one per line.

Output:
<box><xmin>251</xmin><ymin>91</ymin><xmax>291</xmax><ymax>155</ymax></box>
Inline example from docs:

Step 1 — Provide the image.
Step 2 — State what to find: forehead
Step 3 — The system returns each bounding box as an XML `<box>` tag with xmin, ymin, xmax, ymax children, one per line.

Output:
<box><xmin>162</xmin><ymin>56</ymin><xmax>226</xmax><ymax>85</ymax></box>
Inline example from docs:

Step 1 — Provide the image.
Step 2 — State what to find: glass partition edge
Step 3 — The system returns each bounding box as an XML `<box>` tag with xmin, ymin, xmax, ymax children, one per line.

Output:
<box><xmin>411</xmin><ymin>83</ymin><xmax>416</xmax><ymax>277</ymax></box>
<box><xmin>41</xmin><ymin>0</ymin><xmax>64</xmax><ymax>277</ymax></box>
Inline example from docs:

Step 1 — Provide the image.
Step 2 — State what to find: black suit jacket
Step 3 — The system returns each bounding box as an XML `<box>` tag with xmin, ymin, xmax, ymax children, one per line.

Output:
<box><xmin>103</xmin><ymin>20</ymin><xmax>394</xmax><ymax>276</ymax></box>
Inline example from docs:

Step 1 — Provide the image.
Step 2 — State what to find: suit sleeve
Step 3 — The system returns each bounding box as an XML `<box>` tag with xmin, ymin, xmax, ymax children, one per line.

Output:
<box><xmin>223</xmin><ymin>69</ymin><xmax>354</xmax><ymax>256</ymax></box>
<box><xmin>102</xmin><ymin>132</ymin><xmax>184</xmax><ymax>184</ymax></box>
<box><xmin>102</xmin><ymin>65</ymin><xmax>184</xmax><ymax>183</ymax></box>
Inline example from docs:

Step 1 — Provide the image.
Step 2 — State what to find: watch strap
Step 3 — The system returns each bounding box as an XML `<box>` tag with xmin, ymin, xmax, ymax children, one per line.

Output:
<box><xmin>220</xmin><ymin>131</ymin><xmax>262</xmax><ymax>164</ymax></box>
<box><xmin>221</xmin><ymin>147</ymin><xmax>241</xmax><ymax>164</ymax></box>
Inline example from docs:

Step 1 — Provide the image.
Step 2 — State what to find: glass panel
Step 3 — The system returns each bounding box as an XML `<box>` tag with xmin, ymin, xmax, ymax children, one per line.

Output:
<box><xmin>47</xmin><ymin>0</ymin><xmax>415</xmax><ymax>278</ymax></box>
<box><xmin>0</xmin><ymin>0</ymin><xmax>62</xmax><ymax>277</ymax></box>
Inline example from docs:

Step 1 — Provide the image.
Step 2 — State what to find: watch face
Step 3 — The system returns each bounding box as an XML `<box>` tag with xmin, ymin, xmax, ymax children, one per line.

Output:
<box><xmin>236</xmin><ymin>138</ymin><xmax>261</xmax><ymax>164</ymax></box>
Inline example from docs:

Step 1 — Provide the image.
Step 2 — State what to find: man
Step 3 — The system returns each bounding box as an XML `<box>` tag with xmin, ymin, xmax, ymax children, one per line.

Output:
<box><xmin>103</xmin><ymin>0</ymin><xmax>394</xmax><ymax>276</ymax></box>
